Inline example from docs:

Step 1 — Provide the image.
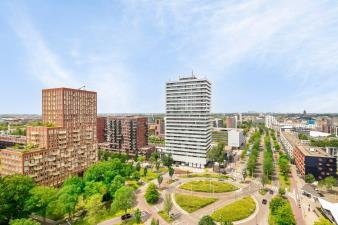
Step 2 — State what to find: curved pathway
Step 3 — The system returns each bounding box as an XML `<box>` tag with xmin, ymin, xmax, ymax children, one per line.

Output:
<box><xmin>166</xmin><ymin>177</ymin><xmax>262</xmax><ymax>225</ymax></box>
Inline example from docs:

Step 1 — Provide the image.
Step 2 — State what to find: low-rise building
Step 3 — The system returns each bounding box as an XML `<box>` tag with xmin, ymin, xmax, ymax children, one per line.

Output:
<box><xmin>226</xmin><ymin>116</ymin><xmax>237</xmax><ymax>128</ymax></box>
<box><xmin>0</xmin><ymin>134</ymin><xmax>26</xmax><ymax>147</ymax></box>
<box><xmin>294</xmin><ymin>145</ymin><xmax>336</xmax><ymax>180</ymax></box>
<box><xmin>213</xmin><ymin>118</ymin><xmax>224</xmax><ymax>128</ymax></box>
<box><xmin>228</xmin><ymin>129</ymin><xmax>245</xmax><ymax>148</ymax></box>
<box><xmin>148</xmin><ymin>118</ymin><xmax>165</xmax><ymax>137</ymax></box>
<box><xmin>280</xmin><ymin>131</ymin><xmax>298</xmax><ymax>159</ymax></box>
<box><xmin>212</xmin><ymin>129</ymin><xmax>228</xmax><ymax>144</ymax></box>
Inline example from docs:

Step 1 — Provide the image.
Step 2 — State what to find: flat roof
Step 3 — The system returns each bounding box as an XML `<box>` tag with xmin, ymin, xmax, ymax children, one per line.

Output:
<box><xmin>282</xmin><ymin>131</ymin><xmax>300</xmax><ymax>147</ymax></box>
<box><xmin>297</xmin><ymin>145</ymin><xmax>333</xmax><ymax>158</ymax></box>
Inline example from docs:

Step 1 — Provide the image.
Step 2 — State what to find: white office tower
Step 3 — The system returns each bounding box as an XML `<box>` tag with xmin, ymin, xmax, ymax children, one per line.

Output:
<box><xmin>165</xmin><ymin>76</ymin><xmax>212</xmax><ymax>168</ymax></box>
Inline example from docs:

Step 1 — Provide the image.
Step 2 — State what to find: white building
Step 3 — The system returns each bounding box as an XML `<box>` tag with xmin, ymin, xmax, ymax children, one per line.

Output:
<box><xmin>165</xmin><ymin>75</ymin><xmax>212</xmax><ymax>168</ymax></box>
<box><xmin>228</xmin><ymin>129</ymin><xmax>245</xmax><ymax>148</ymax></box>
<box><xmin>265</xmin><ymin>115</ymin><xmax>277</xmax><ymax>129</ymax></box>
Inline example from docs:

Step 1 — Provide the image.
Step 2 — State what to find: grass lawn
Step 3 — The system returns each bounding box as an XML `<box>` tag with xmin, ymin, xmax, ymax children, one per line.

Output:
<box><xmin>211</xmin><ymin>196</ymin><xmax>256</xmax><ymax>222</ymax></box>
<box><xmin>141</xmin><ymin>168</ymin><xmax>168</xmax><ymax>183</ymax></box>
<box><xmin>175</xmin><ymin>194</ymin><xmax>217</xmax><ymax>213</ymax></box>
<box><xmin>180</xmin><ymin>173</ymin><xmax>229</xmax><ymax>179</ymax></box>
<box><xmin>179</xmin><ymin>180</ymin><xmax>238</xmax><ymax>193</ymax></box>
<box><xmin>126</xmin><ymin>180</ymin><xmax>142</xmax><ymax>190</ymax></box>
<box><xmin>158</xmin><ymin>210</ymin><xmax>174</xmax><ymax>223</ymax></box>
<box><xmin>278</xmin><ymin>169</ymin><xmax>290</xmax><ymax>191</ymax></box>
<box><xmin>259</xmin><ymin>188</ymin><xmax>268</xmax><ymax>196</ymax></box>
<box><xmin>115</xmin><ymin>218</ymin><xmax>145</xmax><ymax>225</ymax></box>
<box><xmin>75</xmin><ymin>209</ymin><xmax>133</xmax><ymax>225</ymax></box>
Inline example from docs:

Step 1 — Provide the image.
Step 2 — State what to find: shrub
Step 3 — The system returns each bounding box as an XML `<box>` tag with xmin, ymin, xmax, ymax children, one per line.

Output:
<box><xmin>269</xmin><ymin>196</ymin><xmax>295</xmax><ymax>225</ymax></box>
<box><xmin>145</xmin><ymin>183</ymin><xmax>160</xmax><ymax>204</ymax></box>
<box><xmin>199</xmin><ymin>215</ymin><xmax>216</xmax><ymax>225</ymax></box>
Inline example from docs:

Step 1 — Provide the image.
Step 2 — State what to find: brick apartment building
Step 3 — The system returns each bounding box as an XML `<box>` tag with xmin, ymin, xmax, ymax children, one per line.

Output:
<box><xmin>0</xmin><ymin>88</ymin><xmax>98</xmax><ymax>186</ymax></box>
<box><xmin>294</xmin><ymin>145</ymin><xmax>336</xmax><ymax>180</ymax></box>
<box><xmin>148</xmin><ymin>118</ymin><xmax>165</xmax><ymax>137</ymax></box>
<box><xmin>97</xmin><ymin>116</ymin><xmax>149</xmax><ymax>155</ymax></box>
<box><xmin>0</xmin><ymin>134</ymin><xmax>26</xmax><ymax>147</ymax></box>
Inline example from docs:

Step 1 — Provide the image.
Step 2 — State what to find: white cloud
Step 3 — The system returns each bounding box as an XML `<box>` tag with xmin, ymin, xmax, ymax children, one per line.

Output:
<box><xmin>130</xmin><ymin>0</ymin><xmax>338</xmax><ymax>112</ymax></box>
<box><xmin>5</xmin><ymin>0</ymin><xmax>338</xmax><ymax>113</ymax></box>
<box><xmin>5</xmin><ymin>3</ymin><xmax>136</xmax><ymax>113</ymax></box>
<box><xmin>6</xmin><ymin>4</ymin><xmax>79</xmax><ymax>87</ymax></box>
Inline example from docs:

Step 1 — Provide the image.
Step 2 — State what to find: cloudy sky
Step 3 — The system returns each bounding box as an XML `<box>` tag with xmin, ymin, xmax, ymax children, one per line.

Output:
<box><xmin>1</xmin><ymin>0</ymin><xmax>338</xmax><ymax>114</ymax></box>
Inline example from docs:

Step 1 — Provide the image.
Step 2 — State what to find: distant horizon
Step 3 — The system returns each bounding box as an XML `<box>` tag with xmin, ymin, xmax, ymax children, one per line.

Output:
<box><xmin>2</xmin><ymin>112</ymin><xmax>338</xmax><ymax>116</ymax></box>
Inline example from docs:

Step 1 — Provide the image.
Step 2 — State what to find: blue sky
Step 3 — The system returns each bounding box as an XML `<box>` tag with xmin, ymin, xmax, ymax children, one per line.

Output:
<box><xmin>1</xmin><ymin>0</ymin><xmax>338</xmax><ymax>114</ymax></box>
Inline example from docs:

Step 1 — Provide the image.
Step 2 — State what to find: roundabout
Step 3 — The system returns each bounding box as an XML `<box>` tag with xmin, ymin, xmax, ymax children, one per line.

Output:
<box><xmin>161</xmin><ymin>176</ymin><xmax>262</xmax><ymax>225</ymax></box>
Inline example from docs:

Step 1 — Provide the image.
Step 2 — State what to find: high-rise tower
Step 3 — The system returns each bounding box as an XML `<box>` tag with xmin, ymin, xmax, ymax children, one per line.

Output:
<box><xmin>165</xmin><ymin>76</ymin><xmax>212</xmax><ymax>168</ymax></box>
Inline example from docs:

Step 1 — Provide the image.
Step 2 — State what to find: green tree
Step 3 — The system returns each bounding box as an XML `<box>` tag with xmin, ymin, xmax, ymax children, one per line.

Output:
<box><xmin>207</xmin><ymin>143</ymin><xmax>225</xmax><ymax>170</ymax></box>
<box><xmin>274</xmin><ymin>204</ymin><xmax>296</xmax><ymax>225</ymax></box>
<box><xmin>323</xmin><ymin>176</ymin><xmax>337</xmax><ymax>191</ymax></box>
<box><xmin>157</xmin><ymin>174</ymin><xmax>163</xmax><ymax>188</ymax></box>
<box><xmin>305</xmin><ymin>174</ymin><xmax>315</xmax><ymax>183</ymax></box>
<box><xmin>314</xmin><ymin>217</ymin><xmax>334</xmax><ymax>225</ymax></box>
<box><xmin>150</xmin><ymin>218</ymin><xmax>159</xmax><ymax>225</ymax></box>
<box><xmin>109</xmin><ymin>175</ymin><xmax>125</xmax><ymax>199</ymax></box>
<box><xmin>84</xmin><ymin>194</ymin><xmax>105</xmax><ymax>224</ymax></box>
<box><xmin>25</xmin><ymin>186</ymin><xmax>57</xmax><ymax>223</ymax></box>
<box><xmin>132</xmin><ymin>171</ymin><xmax>141</xmax><ymax>182</ymax></box>
<box><xmin>111</xmin><ymin>186</ymin><xmax>135</xmax><ymax>213</ymax></box>
<box><xmin>57</xmin><ymin>184</ymin><xmax>80</xmax><ymax>221</ymax></box>
<box><xmin>135</xmin><ymin>162</ymin><xmax>141</xmax><ymax>172</ymax></box>
<box><xmin>168</xmin><ymin>167</ymin><xmax>175</xmax><ymax>180</ymax></box>
<box><xmin>134</xmin><ymin>208</ymin><xmax>142</xmax><ymax>224</ymax></box>
<box><xmin>143</xmin><ymin>167</ymin><xmax>148</xmax><ymax>177</ymax></box>
<box><xmin>83</xmin><ymin>181</ymin><xmax>107</xmax><ymax>197</ymax></box>
<box><xmin>145</xmin><ymin>183</ymin><xmax>160</xmax><ymax>204</ymax></box>
<box><xmin>0</xmin><ymin>175</ymin><xmax>35</xmax><ymax>224</ymax></box>
<box><xmin>198</xmin><ymin>215</ymin><xmax>216</xmax><ymax>225</ymax></box>
<box><xmin>155</xmin><ymin>161</ymin><xmax>160</xmax><ymax>172</ymax></box>
<box><xmin>163</xmin><ymin>193</ymin><xmax>173</xmax><ymax>215</ymax></box>
<box><xmin>278</xmin><ymin>187</ymin><xmax>286</xmax><ymax>196</ymax></box>
<box><xmin>150</xmin><ymin>152</ymin><xmax>160</xmax><ymax>170</ymax></box>
<box><xmin>222</xmin><ymin>222</ymin><xmax>234</xmax><ymax>225</ymax></box>
<box><xmin>162</xmin><ymin>154</ymin><xmax>174</xmax><ymax>168</ymax></box>
<box><xmin>9</xmin><ymin>218</ymin><xmax>40</xmax><ymax>225</ymax></box>
<box><xmin>269</xmin><ymin>196</ymin><xmax>286</xmax><ymax>215</ymax></box>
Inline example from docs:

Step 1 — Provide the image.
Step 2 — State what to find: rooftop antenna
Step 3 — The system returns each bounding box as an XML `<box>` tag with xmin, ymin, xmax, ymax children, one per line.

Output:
<box><xmin>79</xmin><ymin>85</ymin><xmax>86</xmax><ymax>90</ymax></box>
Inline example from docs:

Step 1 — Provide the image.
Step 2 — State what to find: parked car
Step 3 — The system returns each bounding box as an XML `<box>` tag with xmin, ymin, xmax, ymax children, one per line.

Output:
<box><xmin>121</xmin><ymin>214</ymin><xmax>132</xmax><ymax>221</ymax></box>
<box><xmin>262</xmin><ymin>199</ymin><xmax>268</xmax><ymax>205</ymax></box>
<box><xmin>269</xmin><ymin>189</ymin><xmax>274</xmax><ymax>195</ymax></box>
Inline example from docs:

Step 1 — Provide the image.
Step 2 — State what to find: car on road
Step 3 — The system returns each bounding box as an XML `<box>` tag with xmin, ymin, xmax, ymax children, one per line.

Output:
<box><xmin>269</xmin><ymin>189</ymin><xmax>274</xmax><ymax>195</ymax></box>
<box><xmin>121</xmin><ymin>214</ymin><xmax>132</xmax><ymax>221</ymax></box>
<box><xmin>262</xmin><ymin>199</ymin><xmax>268</xmax><ymax>205</ymax></box>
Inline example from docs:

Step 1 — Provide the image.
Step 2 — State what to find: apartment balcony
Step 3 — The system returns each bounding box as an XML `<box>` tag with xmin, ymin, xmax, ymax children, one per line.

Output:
<box><xmin>35</xmin><ymin>177</ymin><xmax>43</xmax><ymax>182</ymax></box>
<box><xmin>52</xmin><ymin>171</ymin><xmax>60</xmax><ymax>176</ymax></box>
<box><xmin>29</xmin><ymin>161</ymin><xmax>38</xmax><ymax>166</ymax></box>
<box><xmin>34</xmin><ymin>166</ymin><xmax>43</xmax><ymax>171</ymax></box>
<box><xmin>32</xmin><ymin>155</ymin><xmax>43</xmax><ymax>160</ymax></box>
<box><xmin>50</xmin><ymin>150</ymin><xmax>60</xmax><ymax>156</ymax></box>
<box><xmin>59</xmin><ymin>140</ymin><xmax>67</xmax><ymax>145</ymax></box>
<box><xmin>30</xmin><ymin>173</ymin><xmax>38</xmax><ymax>178</ymax></box>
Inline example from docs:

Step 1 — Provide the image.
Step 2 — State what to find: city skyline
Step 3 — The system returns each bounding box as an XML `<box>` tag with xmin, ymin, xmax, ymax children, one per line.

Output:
<box><xmin>1</xmin><ymin>1</ymin><xmax>338</xmax><ymax>114</ymax></box>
